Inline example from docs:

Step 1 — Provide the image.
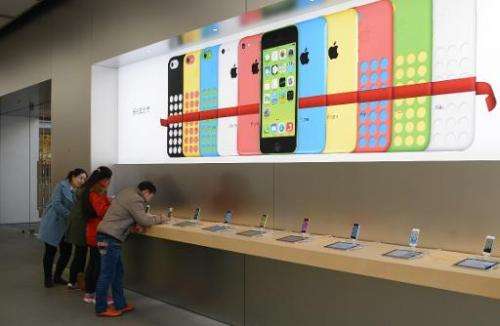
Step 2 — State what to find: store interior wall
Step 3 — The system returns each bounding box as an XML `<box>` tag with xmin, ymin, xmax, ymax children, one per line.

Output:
<box><xmin>0</xmin><ymin>115</ymin><xmax>38</xmax><ymax>224</ymax></box>
<box><xmin>0</xmin><ymin>82</ymin><xmax>50</xmax><ymax>224</ymax></box>
<box><xmin>1</xmin><ymin>0</ymin><xmax>500</xmax><ymax>321</ymax></box>
<box><xmin>0</xmin><ymin>0</ymin><xmax>498</xmax><ymax>250</ymax></box>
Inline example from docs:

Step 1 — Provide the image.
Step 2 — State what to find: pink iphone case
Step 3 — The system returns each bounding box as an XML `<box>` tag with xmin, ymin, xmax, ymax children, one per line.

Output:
<box><xmin>238</xmin><ymin>34</ymin><xmax>262</xmax><ymax>155</ymax></box>
<box><xmin>355</xmin><ymin>0</ymin><xmax>393</xmax><ymax>152</ymax></box>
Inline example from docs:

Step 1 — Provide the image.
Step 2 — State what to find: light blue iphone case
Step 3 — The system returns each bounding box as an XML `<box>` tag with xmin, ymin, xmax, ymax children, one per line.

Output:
<box><xmin>296</xmin><ymin>18</ymin><xmax>327</xmax><ymax>154</ymax></box>
<box><xmin>200</xmin><ymin>45</ymin><xmax>219</xmax><ymax>157</ymax></box>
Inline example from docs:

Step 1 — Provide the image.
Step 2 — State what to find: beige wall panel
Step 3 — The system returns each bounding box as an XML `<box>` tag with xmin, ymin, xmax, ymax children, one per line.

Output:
<box><xmin>275</xmin><ymin>162</ymin><xmax>500</xmax><ymax>255</ymax></box>
<box><xmin>49</xmin><ymin>4</ymin><xmax>93</xmax><ymax>180</ymax></box>
<box><xmin>111</xmin><ymin>164</ymin><xmax>275</xmax><ymax>228</ymax></box>
<box><xmin>0</xmin><ymin>15</ymin><xmax>51</xmax><ymax>97</ymax></box>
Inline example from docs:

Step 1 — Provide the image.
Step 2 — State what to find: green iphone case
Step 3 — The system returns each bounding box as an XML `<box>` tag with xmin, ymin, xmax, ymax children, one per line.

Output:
<box><xmin>389</xmin><ymin>0</ymin><xmax>432</xmax><ymax>152</ymax></box>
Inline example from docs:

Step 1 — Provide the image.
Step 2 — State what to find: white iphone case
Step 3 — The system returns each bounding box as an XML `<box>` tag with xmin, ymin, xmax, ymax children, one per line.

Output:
<box><xmin>217</xmin><ymin>41</ymin><xmax>239</xmax><ymax>156</ymax></box>
<box><xmin>428</xmin><ymin>0</ymin><xmax>477</xmax><ymax>151</ymax></box>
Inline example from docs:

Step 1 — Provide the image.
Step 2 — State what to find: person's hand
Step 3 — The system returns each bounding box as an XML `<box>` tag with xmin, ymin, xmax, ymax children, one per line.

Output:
<box><xmin>130</xmin><ymin>224</ymin><xmax>145</xmax><ymax>233</ymax></box>
<box><xmin>159</xmin><ymin>213</ymin><xmax>170</xmax><ymax>224</ymax></box>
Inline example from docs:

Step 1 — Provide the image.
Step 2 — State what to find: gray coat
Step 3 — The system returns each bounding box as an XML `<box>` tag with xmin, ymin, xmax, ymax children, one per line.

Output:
<box><xmin>38</xmin><ymin>180</ymin><xmax>76</xmax><ymax>247</ymax></box>
<box><xmin>97</xmin><ymin>187</ymin><xmax>161</xmax><ymax>242</ymax></box>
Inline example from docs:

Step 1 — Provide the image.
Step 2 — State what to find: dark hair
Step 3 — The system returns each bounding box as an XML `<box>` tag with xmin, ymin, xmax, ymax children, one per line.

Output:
<box><xmin>66</xmin><ymin>168</ymin><xmax>87</xmax><ymax>181</ymax></box>
<box><xmin>137</xmin><ymin>181</ymin><xmax>156</xmax><ymax>194</ymax></box>
<box><xmin>81</xmin><ymin>166</ymin><xmax>113</xmax><ymax>218</ymax></box>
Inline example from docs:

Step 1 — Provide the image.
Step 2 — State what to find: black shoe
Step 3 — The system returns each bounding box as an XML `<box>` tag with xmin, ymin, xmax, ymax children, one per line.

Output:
<box><xmin>53</xmin><ymin>277</ymin><xmax>68</xmax><ymax>285</ymax></box>
<box><xmin>44</xmin><ymin>279</ymin><xmax>54</xmax><ymax>288</ymax></box>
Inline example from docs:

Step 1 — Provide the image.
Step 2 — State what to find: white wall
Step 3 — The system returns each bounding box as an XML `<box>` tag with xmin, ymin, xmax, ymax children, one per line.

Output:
<box><xmin>91</xmin><ymin>65</ymin><xmax>118</xmax><ymax>169</ymax></box>
<box><xmin>0</xmin><ymin>115</ymin><xmax>39</xmax><ymax>224</ymax></box>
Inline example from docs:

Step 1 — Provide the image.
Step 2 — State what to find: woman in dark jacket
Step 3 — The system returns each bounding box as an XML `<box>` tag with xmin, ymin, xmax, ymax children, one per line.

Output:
<box><xmin>38</xmin><ymin>168</ymin><xmax>87</xmax><ymax>288</ymax></box>
<box><xmin>66</xmin><ymin>167</ymin><xmax>112</xmax><ymax>289</ymax></box>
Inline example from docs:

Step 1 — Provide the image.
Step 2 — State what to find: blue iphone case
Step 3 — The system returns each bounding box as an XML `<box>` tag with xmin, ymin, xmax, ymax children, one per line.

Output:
<box><xmin>296</xmin><ymin>18</ymin><xmax>327</xmax><ymax>154</ymax></box>
<box><xmin>200</xmin><ymin>45</ymin><xmax>219</xmax><ymax>157</ymax></box>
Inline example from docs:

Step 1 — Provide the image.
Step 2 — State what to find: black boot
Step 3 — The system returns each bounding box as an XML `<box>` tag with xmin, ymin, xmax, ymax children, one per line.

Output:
<box><xmin>53</xmin><ymin>276</ymin><xmax>68</xmax><ymax>285</ymax></box>
<box><xmin>44</xmin><ymin>278</ymin><xmax>54</xmax><ymax>288</ymax></box>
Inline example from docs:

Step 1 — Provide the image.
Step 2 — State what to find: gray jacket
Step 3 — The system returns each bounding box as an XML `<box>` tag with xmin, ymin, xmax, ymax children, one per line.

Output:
<box><xmin>97</xmin><ymin>187</ymin><xmax>161</xmax><ymax>242</ymax></box>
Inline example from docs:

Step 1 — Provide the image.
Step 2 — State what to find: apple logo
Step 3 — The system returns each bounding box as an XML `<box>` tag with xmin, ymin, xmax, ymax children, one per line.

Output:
<box><xmin>230</xmin><ymin>65</ymin><xmax>237</xmax><ymax>78</ymax></box>
<box><xmin>300</xmin><ymin>48</ymin><xmax>310</xmax><ymax>65</ymax></box>
<box><xmin>328</xmin><ymin>42</ymin><xmax>339</xmax><ymax>60</ymax></box>
<box><xmin>251</xmin><ymin>60</ymin><xmax>259</xmax><ymax>74</ymax></box>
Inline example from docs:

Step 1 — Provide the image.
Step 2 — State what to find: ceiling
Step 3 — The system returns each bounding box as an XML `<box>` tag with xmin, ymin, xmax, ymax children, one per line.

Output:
<box><xmin>0</xmin><ymin>0</ymin><xmax>40</xmax><ymax>30</ymax></box>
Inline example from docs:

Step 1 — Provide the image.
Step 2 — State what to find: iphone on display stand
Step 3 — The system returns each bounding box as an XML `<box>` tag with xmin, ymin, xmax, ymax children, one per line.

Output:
<box><xmin>193</xmin><ymin>207</ymin><xmax>201</xmax><ymax>223</ymax></box>
<box><xmin>355</xmin><ymin>0</ymin><xmax>393</xmax><ymax>152</ymax></box>
<box><xmin>183</xmin><ymin>51</ymin><xmax>201</xmax><ymax>157</ymax></box>
<box><xmin>324</xmin><ymin>9</ymin><xmax>358</xmax><ymax>153</ymax></box>
<box><xmin>381</xmin><ymin>228</ymin><xmax>422</xmax><ymax>260</ymax></box>
<box><xmin>408</xmin><ymin>228</ymin><xmax>420</xmax><ymax>249</ymax></box>
<box><xmin>454</xmin><ymin>235</ymin><xmax>497</xmax><ymax>271</ymax></box>
<box><xmin>427</xmin><ymin>0</ymin><xmax>476</xmax><ymax>151</ymax></box>
<box><xmin>483</xmin><ymin>235</ymin><xmax>495</xmax><ymax>257</ymax></box>
<box><xmin>238</xmin><ymin>34</ymin><xmax>262</xmax><ymax>155</ymax></box>
<box><xmin>167</xmin><ymin>55</ymin><xmax>185</xmax><ymax>157</ymax></box>
<box><xmin>350</xmin><ymin>223</ymin><xmax>360</xmax><ymax>242</ymax></box>
<box><xmin>259</xmin><ymin>214</ymin><xmax>269</xmax><ymax>230</ymax></box>
<box><xmin>200</xmin><ymin>45</ymin><xmax>219</xmax><ymax>157</ymax></box>
<box><xmin>260</xmin><ymin>25</ymin><xmax>298</xmax><ymax>153</ymax></box>
<box><xmin>301</xmin><ymin>217</ymin><xmax>310</xmax><ymax>236</ymax></box>
<box><xmin>218</xmin><ymin>41</ymin><xmax>239</xmax><ymax>156</ymax></box>
<box><xmin>389</xmin><ymin>0</ymin><xmax>432</xmax><ymax>152</ymax></box>
<box><xmin>224</xmin><ymin>210</ymin><xmax>233</xmax><ymax>224</ymax></box>
<box><xmin>325</xmin><ymin>223</ymin><xmax>361</xmax><ymax>251</ymax></box>
<box><xmin>296</xmin><ymin>18</ymin><xmax>327</xmax><ymax>154</ymax></box>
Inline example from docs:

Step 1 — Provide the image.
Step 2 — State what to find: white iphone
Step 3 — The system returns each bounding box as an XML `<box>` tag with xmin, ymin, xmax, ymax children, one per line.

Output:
<box><xmin>408</xmin><ymin>228</ymin><xmax>420</xmax><ymax>248</ymax></box>
<box><xmin>217</xmin><ymin>40</ymin><xmax>239</xmax><ymax>156</ymax></box>
<box><xmin>428</xmin><ymin>0</ymin><xmax>476</xmax><ymax>151</ymax></box>
<box><xmin>483</xmin><ymin>235</ymin><xmax>495</xmax><ymax>256</ymax></box>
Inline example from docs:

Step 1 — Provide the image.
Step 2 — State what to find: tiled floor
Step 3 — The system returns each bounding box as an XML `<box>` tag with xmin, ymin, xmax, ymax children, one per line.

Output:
<box><xmin>0</xmin><ymin>225</ymin><xmax>226</xmax><ymax>326</ymax></box>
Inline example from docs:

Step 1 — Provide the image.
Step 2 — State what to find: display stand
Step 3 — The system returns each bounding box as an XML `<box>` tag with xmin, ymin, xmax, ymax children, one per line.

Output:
<box><xmin>237</xmin><ymin>229</ymin><xmax>266</xmax><ymax>237</ymax></box>
<box><xmin>325</xmin><ymin>241</ymin><xmax>361</xmax><ymax>251</ymax></box>
<box><xmin>203</xmin><ymin>225</ymin><xmax>230</xmax><ymax>232</ymax></box>
<box><xmin>277</xmin><ymin>234</ymin><xmax>309</xmax><ymax>243</ymax></box>
<box><xmin>173</xmin><ymin>220</ymin><xmax>199</xmax><ymax>228</ymax></box>
<box><xmin>383</xmin><ymin>248</ymin><xmax>423</xmax><ymax>260</ymax></box>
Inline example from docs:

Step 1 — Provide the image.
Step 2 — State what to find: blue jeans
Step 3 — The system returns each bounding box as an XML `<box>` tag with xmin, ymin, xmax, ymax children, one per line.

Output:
<box><xmin>95</xmin><ymin>233</ymin><xmax>126</xmax><ymax>313</ymax></box>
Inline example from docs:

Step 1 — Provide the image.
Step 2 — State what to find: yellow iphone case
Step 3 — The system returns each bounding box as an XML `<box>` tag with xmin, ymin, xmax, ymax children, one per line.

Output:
<box><xmin>324</xmin><ymin>9</ymin><xmax>358</xmax><ymax>153</ymax></box>
<box><xmin>183</xmin><ymin>51</ymin><xmax>201</xmax><ymax>157</ymax></box>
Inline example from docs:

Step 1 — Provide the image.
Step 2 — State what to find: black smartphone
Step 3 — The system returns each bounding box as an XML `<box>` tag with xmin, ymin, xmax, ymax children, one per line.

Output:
<box><xmin>167</xmin><ymin>55</ymin><xmax>185</xmax><ymax>157</ymax></box>
<box><xmin>350</xmin><ymin>223</ymin><xmax>360</xmax><ymax>240</ymax></box>
<box><xmin>193</xmin><ymin>208</ymin><xmax>201</xmax><ymax>221</ymax></box>
<box><xmin>260</xmin><ymin>25</ymin><xmax>298</xmax><ymax>154</ymax></box>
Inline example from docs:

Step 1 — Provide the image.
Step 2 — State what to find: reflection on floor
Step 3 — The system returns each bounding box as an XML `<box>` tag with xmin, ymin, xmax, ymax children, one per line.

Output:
<box><xmin>0</xmin><ymin>225</ymin><xmax>227</xmax><ymax>326</ymax></box>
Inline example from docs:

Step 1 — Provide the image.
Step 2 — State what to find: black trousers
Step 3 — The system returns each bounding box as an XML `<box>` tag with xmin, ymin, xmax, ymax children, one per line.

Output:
<box><xmin>85</xmin><ymin>247</ymin><xmax>101</xmax><ymax>294</ymax></box>
<box><xmin>43</xmin><ymin>240</ymin><xmax>72</xmax><ymax>282</ymax></box>
<box><xmin>69</xmin><ymin>245</ymin><xmax>88</xmax><ymax>285</ymax></box>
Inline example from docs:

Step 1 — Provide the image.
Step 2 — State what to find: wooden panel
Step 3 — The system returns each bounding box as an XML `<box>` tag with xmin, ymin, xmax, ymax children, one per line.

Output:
<box><xmin>141</xmin><ymin>218</ymin><xmax>500</xmax><ymax>300</ymax></box>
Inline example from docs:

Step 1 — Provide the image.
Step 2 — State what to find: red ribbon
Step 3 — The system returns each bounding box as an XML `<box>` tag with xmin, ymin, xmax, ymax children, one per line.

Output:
<box><xmin>161</xmin><ymin>77</ymin><xmax>496</xmax><ymax>126</ymax></box>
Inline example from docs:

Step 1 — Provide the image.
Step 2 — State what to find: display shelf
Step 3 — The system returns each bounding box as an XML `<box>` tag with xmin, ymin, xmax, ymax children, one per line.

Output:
<box><xmin>141</xmin><ymin>218</ymin><xmax>500</xmax><ymax>300</ymax></box>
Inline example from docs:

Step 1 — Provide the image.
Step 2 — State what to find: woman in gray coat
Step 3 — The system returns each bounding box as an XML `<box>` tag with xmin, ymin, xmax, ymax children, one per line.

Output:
<box><xmin>38</xmin><ymin>168</ymin><xmax>87</xmax><ymax>288</ymax></box>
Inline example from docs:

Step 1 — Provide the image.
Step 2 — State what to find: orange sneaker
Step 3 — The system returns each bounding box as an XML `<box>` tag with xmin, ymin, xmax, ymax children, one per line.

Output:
<box><xmin>120</xmin><ymin>304</ymin><xmax>134</xmax><ymax>313</ymax></box>
<box><xmin>97</xmin><ymin>308</ymin><xmax>122</xmax><ymax>317</ymax></box>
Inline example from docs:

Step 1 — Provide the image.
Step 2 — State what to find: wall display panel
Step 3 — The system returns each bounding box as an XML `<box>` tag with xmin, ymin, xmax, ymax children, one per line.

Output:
<box><xmin>296</xmin><ymin>18</ymin><xmax>327</xmax><ymax>154</ymax></box>
<box><xmin>427</xmin><ymin>0</ymin><xmax>476</xmax><ymax>151</ymax></box>
<box><xmin>95</xmin><ymin>0</ymin><xmax>498</xmax><ymax>164</ymax></box>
